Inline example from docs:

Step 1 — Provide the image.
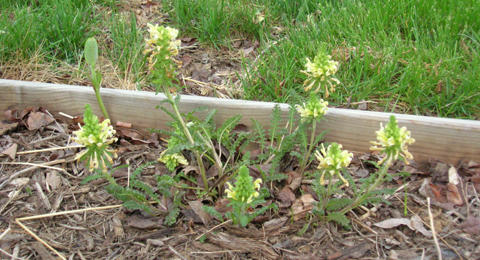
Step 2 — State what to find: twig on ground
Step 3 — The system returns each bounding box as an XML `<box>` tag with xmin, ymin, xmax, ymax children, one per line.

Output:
<box><xmin>195</xmin><ymin>219</ymin><xmax>232</xmax><ymax>240</ymax></box>
<box><xmin>428</xmin><ymin>197</ymin><xmax>443</xmax><ymax>260</ymax></box>
<box><xmin>168</xmin><ymin>245</ymin><xmax>188</xmax><ymax>260</ymax></box>
<box><xmin>17</xmin><ymin>145</ymin><xmax>84</xmax><ymax>155</ymax></box>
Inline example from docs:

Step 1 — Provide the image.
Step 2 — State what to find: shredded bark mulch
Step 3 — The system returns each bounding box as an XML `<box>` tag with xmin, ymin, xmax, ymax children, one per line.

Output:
<box><xmin>1</xmin><ymin>108</ymin><xmax>479</xmax><ymax>260</ymax></box>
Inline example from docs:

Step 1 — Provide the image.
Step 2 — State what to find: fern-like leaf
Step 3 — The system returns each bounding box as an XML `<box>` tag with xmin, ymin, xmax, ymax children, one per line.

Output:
<box><xmin>81</xmin><ymin>174</ymin><xmax>102</xmax><ymax>184</ymax></box>
<box><xmin>326</xmin><ymin>197</ymin><xmax>353</xmax><ymax>211</ymax></box>
<box><xmin>203</xmin><ymin>205</ymin><xmax>224</xmax><ymax>221</ymax></box>
<box><xmin>327</xmin><ymin>212</ymin><xmax>350</xmax><ymax>228</ymax></box>
<box><xmin>165</xmin><ymin>207</ymin><xmax>180</xmax><ymax>226</ymax></box>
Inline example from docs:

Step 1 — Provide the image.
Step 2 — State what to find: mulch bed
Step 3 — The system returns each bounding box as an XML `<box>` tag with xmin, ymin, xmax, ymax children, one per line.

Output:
<box><xmin>0</xmin><ymin>107</ymin><xmax>479</xmax><ymax>260</ymax></box>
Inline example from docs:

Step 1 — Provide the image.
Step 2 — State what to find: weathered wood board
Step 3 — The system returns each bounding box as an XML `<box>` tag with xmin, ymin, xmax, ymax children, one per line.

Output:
<box><xmin>1</xmin><ymin>79</ymin><xmax>479</xmax><ymax>165</ymax></box>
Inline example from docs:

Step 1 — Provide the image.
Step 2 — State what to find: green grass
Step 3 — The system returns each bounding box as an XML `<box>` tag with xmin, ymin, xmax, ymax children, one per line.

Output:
<box><xmin>1</xmin><ymin>0</ymin><xmax>478</xmax><ymax>119</ymax></box>
<box><xmin>164</xmin><ymin>0</ymin><xmax>479</xmax><ymax>119</ymax></box>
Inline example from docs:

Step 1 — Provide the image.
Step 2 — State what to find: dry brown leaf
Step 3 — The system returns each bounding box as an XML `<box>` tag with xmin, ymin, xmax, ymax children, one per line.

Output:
<box><xmin>289</xmin><ymin>194</ymin><xmax>315</xmax><ymax>221</ymax></box>
<box><xmin>0</xmin><ymin>121</ymin><xmax>18</xmax><ymax>135</ymax></box>
<box><xmin>188</xmin><ymin>200</ymin><xmax>211</xmax><ymax>226</ymax></box>
<box><xmin>277</xmin><ymin>186</ymin><xmax>295</xmax><ymax>207</ymax></box>
<box><xmin>27</xmin><ymin>111</ymin><xmax>55</xmax><ymax>131</ymax></box>
<box><xmin>374</xmin><ymin>218</ymin><xmax>412</xmax><ymax>229</ymax></box>
<box><xmin>446</xmin><ymin>183</ymin><xmax>463</xmax><ymax>206</ymax></box>
<box><xmin>461</xmin><ymin>216</ymin><xmax>480</xmax><ymax>235</ymax></box>
<box><xmin>1</xmin><ymin>143</ymin><xmax>17</xmax><ymax>159</ymax></box>
<box><xmin>127</xmin><ymin>212</ymin><xmax>163</xmax><ymax>229</ymax></box>
<box><xmin>374</xmin><ymin>216</ymin><xmax>432</xmax><ymax>238</ymax></box>
<box><xmin>46</xmin><ymin>171</ymin><xmax>61</xmax><ymax>191</ymax></box>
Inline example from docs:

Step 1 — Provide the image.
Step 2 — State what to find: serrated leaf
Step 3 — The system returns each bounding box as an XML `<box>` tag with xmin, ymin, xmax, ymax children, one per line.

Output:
<box><xmin>327</xmin><ymin>212</ymin><xmax>350</xmax><ymax>228</ymax></box>
<box><xmin>81</xmin><ymin>174</ymin><xmax>103</xmax><ymax>184</ymax></box>
<box><xmin>84</xmin><ymin>37</ymin><xmax>98</xmax><ymax>67</ymax></box>
<box><xmin>326</xmin><ymin>197</ymin><xmax>353</xmax><ymax>211</ymax></box>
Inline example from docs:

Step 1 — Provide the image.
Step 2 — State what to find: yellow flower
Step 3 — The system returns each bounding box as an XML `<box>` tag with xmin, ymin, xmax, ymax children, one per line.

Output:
<box><xmin>302</xmin><ymin>47</ymin><xmax>340</xmax><ymax>97</ymax></box>
<box><xmin>295</xmin><ymin>94</ymin><xmax>328</xmax><ymax>123</ymax></box>
<box><xmin>72</xmin><ymin>105</ymin><xmax>118</xmax><ymax>173</ymax></box>
<box><xmin>315</xmin><ymin>143</ymin><xmax>352</xmax><ymax>186</ymax></box>
<box><xmin>158</xmin><ymin>150</ymin><xmax>188</xmax><ymax>171</ymax></box>
<box><xmin>370</xmin><ymin>116</ymin><xmax>415</xmax><ymax>165</ymax></box>
<box><xmin>225</xmin><ymin>166</ymin><xmax>262</xmax><ymax>204</ymax></box>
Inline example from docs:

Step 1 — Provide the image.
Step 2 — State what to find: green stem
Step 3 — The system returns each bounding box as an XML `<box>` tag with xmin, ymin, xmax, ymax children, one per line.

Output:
<box><xmin>163</xmin><ymin>87</ymin><xmax>209</xmax><ymax>191</ymax></box>
<box><xmin>94</xmin><ymin>87</ymin><xmax>110</xmax><ymax>120</ymax></box>
<box><xmin>339</xmin><ymin>156</ymin><xmax>392</xmax><ymax>215</ymax></box>
<box><xmin>91</xmin><ymin>68</ymin><xmax>110</xmax><ymax>120</ymax></box>
<box><xmin>322</xmin><ymin>172</ymin><xmax>334</xmax><ymax>212</ymax></box>
<box><xmin>299</xmin><ymin>120</ymin><xmax>317</xmax><ymax>175</ymax></box>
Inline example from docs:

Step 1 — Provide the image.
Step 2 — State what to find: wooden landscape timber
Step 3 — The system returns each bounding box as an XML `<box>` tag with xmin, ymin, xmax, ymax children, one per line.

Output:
<box><xmin>1</xmin><ymin>79</ymin><xmax>479</xmax><ymax>165</ymax></box>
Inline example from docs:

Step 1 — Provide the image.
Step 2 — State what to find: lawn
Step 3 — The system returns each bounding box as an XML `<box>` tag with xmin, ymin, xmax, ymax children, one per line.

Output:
<box><xmin>1</xmin><ymin>0</ymin><xmax>479</xmax><ymax>119</ymax></box>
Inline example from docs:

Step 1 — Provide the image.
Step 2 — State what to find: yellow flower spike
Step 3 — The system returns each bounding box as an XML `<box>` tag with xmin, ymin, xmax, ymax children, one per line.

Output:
<box><xmin>302</xmin><ymin>46</ymin><xmax>340</xmax><ymax>97</ymax></box>
<box><xmin>158</xmin><ymin>150</ymin><xmax>188</xmax><ymax>172</ymax></box>
<box><xmin>72</xmin><ymin>104</ymin><xmax>118</xmax><ymax>173</ymax></box>
<box><xmin>370</xmin><ymin>116</ymin><xmax>415</xmax><ymax>165</ymax></box>
<box><xmin>315</xmin><ymin>143</ymin><xmax>352</xmax><ymax>186</ymax></box>
<box><xmin>225</xmin><ymin>166</ymin><xmax>262</xmax><ymax>204</ymax></box>
<box><xmin>296</xmin><ymin>94</ymin><xmax>328</xmax><ymax>123</ymax></box>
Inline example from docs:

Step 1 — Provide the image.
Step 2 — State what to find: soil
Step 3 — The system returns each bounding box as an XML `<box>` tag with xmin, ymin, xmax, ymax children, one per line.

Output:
<box><xmin>0</xmin><ymin>107</ymin><xmax>480</xmax><ymax>260</ymax></box>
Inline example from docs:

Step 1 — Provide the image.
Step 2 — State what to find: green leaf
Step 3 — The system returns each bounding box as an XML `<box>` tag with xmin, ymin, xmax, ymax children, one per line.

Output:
<box><xmin>165</xmin><ymin>207</ymin><xmax>180</xmax><ymax>226</ymax></box>
<box><xmin>327</xmin><ymin>212</ymin><xmax>350</xmax><ymax>228</ymax></box>
<box><xmin>325</xmin><ymin>197</ymin><xmax>353</xmax><ymax>211</ymax></box>
<box><xmin>203</xmin><ymin>205</ymin><xmax>223</xmax><ymax>221</ymax></box>
<box><xmin>84</xmin><ymin>37</ymin><xmax>98</xmax><ymax>67</ymax></box>
<box><xmin>81</xmin><ymin>174</ymin><xmax>102</xmax><ymax>184</ymax></box>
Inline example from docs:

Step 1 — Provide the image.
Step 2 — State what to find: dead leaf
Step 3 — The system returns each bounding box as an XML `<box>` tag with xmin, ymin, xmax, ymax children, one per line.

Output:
<box><xmin>0</xmin><ymin>121</ymin><xmax>18</xmax><ymax>135</ymax></box>
<box><xmin>188</xmin><ymin>201</ymin><xmax>211</xmax><ymax>226</ymax></box>
<box><xmin>1</xmin><ymin>143</ymin><xmax>17</xmax><ymax>159</ymax></box>
<box><xmin>446</xmin><ymin>183</ymin><xmax>463</xmax><ymax>206</ymax></box>
<box><xmin>179</xmin><ymin>55</ymin><xmax>192</xmax><ymax>67</ymax></box>
<box><xmin>277</xmin><ymin>187</ymin><xmax>295</xmax><ymax>207</ymax></box>
<box><xmin>374</xmin><ymin>218</ymin><xmax>412</xmax><ymax>229</ymax></box>
<box><xmin>27</xmin><ymin>111</ymin><xmax>55</xmax><ymax>131</ymax></box>
<box><xmin>127</xmin><ymin>212</ymin><xmax>163</xmax><ymax>229</ymax></box>
<box><xmin>462</xmin><ymin>216</ymin><xmax>480</xmax><ymax>235</ymax></box>
<box><xmin>289</xmin><ymin>194</ymin><xmax>315</xmax><ymax>221</ymax></box>
<box><xmin>411</xmin><ymin>215</ymin><xmax>432</xmax><ymax>238</ymax></box>
<box><xmin>46</xmin><ymin>171</ymin><xmax>61</xmax><ymax>191</ymax></box>
<box><xmin>374</xmin><ymin>216</ymin><xmax>432</xmax><ymax>238</ymax></box>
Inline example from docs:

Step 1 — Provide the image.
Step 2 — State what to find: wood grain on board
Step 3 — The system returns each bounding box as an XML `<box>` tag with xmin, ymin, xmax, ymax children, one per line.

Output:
<box><xmin>1</xmin><ymin>79</ymin><xmax>479</xmax><ymax>165</ymax></box>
